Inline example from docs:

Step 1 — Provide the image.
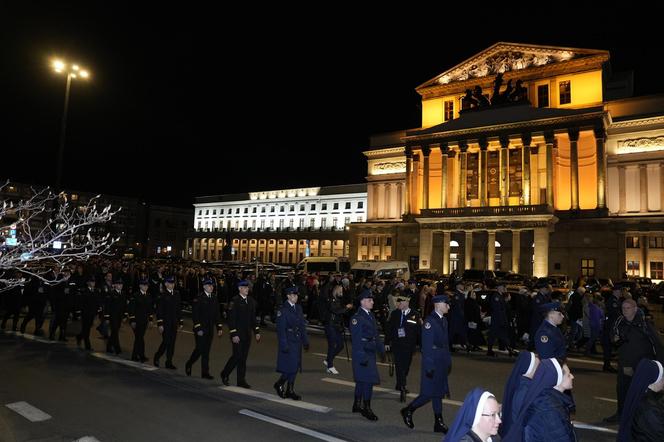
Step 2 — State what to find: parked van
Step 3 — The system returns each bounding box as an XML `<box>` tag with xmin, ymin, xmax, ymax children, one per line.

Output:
<box><xmin>350</xmin><ymin>260</ymin><xmax>410</xmax><ymax>281</ymax></box>
<box><xmin>295</xmin><ymin>256</ymin><xmax>351</xmax><ymax>275</ymax></box>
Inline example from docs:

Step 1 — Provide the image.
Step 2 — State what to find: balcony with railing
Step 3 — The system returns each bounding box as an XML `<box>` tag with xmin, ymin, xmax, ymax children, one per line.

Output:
<box><xmin>419</xmin><ymin>204</ymin><xmax>553</xmax><ymax>218</ymax></box>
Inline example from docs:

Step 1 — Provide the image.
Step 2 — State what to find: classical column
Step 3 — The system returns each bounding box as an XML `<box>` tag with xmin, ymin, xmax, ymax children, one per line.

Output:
<box><xmin>284</xmin><ymin>240</ymin><xmax>289</xmax><ymax>262</ymax></box>
<box><xmin>419</xmin><ymin>229</ymin><xmax>433</xmax><ymax>269</ymax></box>
<box><xmin>522</xmin><ymin>132</ymin><xmax>532</xmax><ymax>205</ymax></box>
<box><xmin>569</xmin><ymin>127</ymin><xmax>580</xmax><ymax>210</ymax></box>
<box><xmin>385</xmin><ymin>183</ymin><xmax>392</xmax><ymax>218</ymax></box>
<box><xmin>379</xmin><ymin>236</ymin><xmax>385</xmax><ymax>260</ymax></box>
<box><xmin>422</xmin><ymin>145</ymin><xmax>431</xmax><ymax>210</ymax></box>
<box><xmin>377</xmin><ymin>183</ymin><xmax>386</xmax><ymax>219</ymax></box>
<box><xmin>193</xmin><ymin>239</ymin><xmax>198</xmax><ymax>260</ymax></box>
<box><xmin>459</xmin><ymin>141</ymin><xmax>468</xmax><ymax>207</ymax></box>
<box><xmin>487</xmin><ymin>230</ymin><xmax>496</xmax><ymax>270</ymax></box>
<box><xmin>441</xmin><ymin>142</ymin><xmax>449</xmax><ymax>208</ymax></box>
<box><xmin>479</xmin><ymin>137</ymin><xmax>489</xmax><ymax>207</ymax></box>
<box><xmin>544</xmin><ymin>131</ymin><xmax>555</xmax><ymax>207</ymax></box>
<box><xmin>185</xmin><ymin>239</ymin><xmax>190</xmax><ymax>258</ymax></box>
<box><xmin>661</xmin><ymin>162</ymin><xmax>664</xmax><ymax>213</ymax></box>
<box><xmin>619</xmin><ymin>165</ymin><xmax>626</xmax><ymax>213</ymax></box>
<box><xmin>405</xmin><ymin>146</ymin><xmax>412</xmax><ymax>214</ymax></box>
<box><xmin>499</xmin><ymin>135</ymin><xmax>509</xmax><ymax>206</ymax></box>
<box><xmin>464</xmin><ymin>231</ymin><xmax>473</xmax><ymax>270</ymax></box>
<box><xmin>442</xmin><ymin>231</ymin><xmax>451</xmax><ymax>274</ymax></box>
<box><xmin>396</xmin><ymin>182</ymin><xmax>404</xmax><ymax>217</ymax></box>
<box><xmin>640</xmin><ymin>164</ymin><xmax>649</xmax><ymax>213</ymax></box>
<box><xmin>533</xmin><ymin>227</ymin><xmax>549</xmax><ymax>277</ymax></box>
<box><xmin>317</xmin><ymin>239</ymin><xmax>322</xmax><ymax>257</ymax></box>
<box><xmin>594</xmin><ymin>126</ymin><xmax>607</xmax><ymax>209</ymax></box>
<box><xmin>641</xmin><ymin>234</ymin><xmax>650</xmax><ymax>277</ymax></box>
<box><xmin>512</xmin><ymin>230</ymin><xmax>521</xmax><ymax>273</ymax></box>
<box><xmin>412</xmin><ymin>154</ymin><xmax>420</xmax><ymax>214</ymax></box>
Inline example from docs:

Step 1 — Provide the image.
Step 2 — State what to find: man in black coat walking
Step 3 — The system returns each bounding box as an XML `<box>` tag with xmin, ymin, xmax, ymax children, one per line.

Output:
<box><xmin>153</xmin><ymin>276</ymin><xmax>183</xmax><ymax>369</ymax></box>
<box><xmin>128</xmin><ymin>278</ymin><xmax>153</xmax><ymax>362</ymax></box>
<box><xmin>185</xmin><ymin>278</ymin><xmax>223</xmax><ymax>379</ymax></box>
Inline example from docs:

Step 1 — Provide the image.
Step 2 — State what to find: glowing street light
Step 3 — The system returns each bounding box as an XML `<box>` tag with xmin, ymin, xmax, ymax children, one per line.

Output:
<box><xmin>50</xmin><ymin>58</ymin><xmax>91</xmax><ymax>191</ymax></box>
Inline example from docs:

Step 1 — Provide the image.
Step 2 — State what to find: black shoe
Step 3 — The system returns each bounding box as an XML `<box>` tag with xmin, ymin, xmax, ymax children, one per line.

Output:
<box><xmin>164</xmin><ymin>362</ymin><xmax>177</xmax><ymax>370</ymax></box>
<box><xmin>185</xmin><ymin>363</ymin><xmax>192</xmax><ymax>376</ymax></box>
<box><xmin>434</xmin><ymin>414</ymin><xmax>448</xmax><ymax>433</ymax></box>
<box><xmin>202</xmin><ymin>373</ymin><xmax>214</xmax><ymax>380</ymax></box>
<box><xmin>220</xmin><ymin>374</ymin><xmax>230</xmax><ymax>386</ymax></box>
<box><xmin>603</xmin><ymin>365</ymin><xmax>617</xmax><ymax>373</ymax></box>
<box><xmin>274</xmin><ymin>380</ymin><xmax>286</xmax><ymax>398</ymax></box>
<box><xmin>131</xmin><ymin>356</ymin><xmax>140</xmax><ymax>362</ymax></box>
<box><xmin>400</xmin><ymin>406</ymin><xmax>414</xmax><ymax>429</ymax></box>
<box><xmin>603</xmin><ymin>413</ymin><xmax>619</xmax><ymax>424</ymax></box>
<box><xmin>237</xmin><ymin>381</ymin><xmax>252</xmax><ymax>389</ymax></box>
<box><xmin>285</xmin><ymin>382</ymin><xmax>301</xmax><ymax>401</ymax></box>
<box><xmin>48</xmin><ymin>334</ymin><xmax>55</xmax><ymax>341</ymax></box>
<box><xmin>361</xmin><ymin>400</ymin><xmax>378</xmax><ymax>421</ymax></box>
<box><xmin>487</xmin><ymin>350</ymin><xmax>496</xmax><ymax>357</ymax></box>
<box><xmin>153</xmin><ymin>355</ymin><xmax>160</xmax><ymax>367</ymax></box>
<box><xmin>352</xmin><ymin>397</ymin><xmax>362</xmax><ymax>413</ymax></box>
<box><xmin>399</xmin><ymin>387</ymin><xmax>407</xmax><ymax>403</ymax></box>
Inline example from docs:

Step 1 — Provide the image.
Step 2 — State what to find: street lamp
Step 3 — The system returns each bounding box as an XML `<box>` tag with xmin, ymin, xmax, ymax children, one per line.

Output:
<box><xmin>51</xmin><ymin>59</ymin><xmax>90</xmax><ymax>191</ymax></box>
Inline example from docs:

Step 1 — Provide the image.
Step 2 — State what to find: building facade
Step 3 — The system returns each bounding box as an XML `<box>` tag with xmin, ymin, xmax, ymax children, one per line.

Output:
<box><xmin>145</xmin><ymin>205</ymin><xmax>192</xmax><ymax>258</ymax></box>
<box><xmin>349</xmin><ymin>42</ymin><xmax>664</xmax><ymax>281</ymax></box>
<box><xmin>188</xmin><ymin>184</ymin><xmax>367</xmax><ymax>264</ymax></box>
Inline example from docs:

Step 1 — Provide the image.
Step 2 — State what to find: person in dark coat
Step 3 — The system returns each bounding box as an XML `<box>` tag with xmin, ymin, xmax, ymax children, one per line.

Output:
<box><xmin>534</xmin><ymin>302</ymin><xmax>567</xmax><ymax>360</ymax></box>
<box><xmin>128</xmin><ymin>279</ymin><xmax>153</xmax><ymax>363</ymax></box>
<box><xmin>186</xmin><ymin>278</ymin><xmax>223</xmax><ymax>379</ymax></box>
<box><xmin>487</xmin><ymin>283</ymin><xmax>514</xmax><ymax>357</ymax></box>
<box><xmin>618</xmin><ymin>359</ymin><xmax>664</xmax><ymax>442</ymax></box>
<box><xmin>401</xmin><ymin>294</ymin><xmax>451</xmax><ymax>433</ymax></box>
<box><xmin>103</xmin><ymin>277</ymin><xmax>127</xmax><ymax>355</ymax></box>
<box><xmin>350</xmin><ymin>288</ymin><xmax>385</xmax><ymax>421</ymax></box>
<box><xmin>153</xmin><ymin>276</ymin><xmax>183</xmax><ymax>369</ymax></box>
<box><xmin>76</xmin><ymin>276</ymin><xmax>102</xmax><ymax>351</ymax></box>
<box><xmin>449</xmin><ymin>280</ymin><xmax>468</xmax><ymax>351</ymax></box>
<box><xmin>273</xmin><ymin>286</ymin><xmax>309</xmax><ymax>400</ymax></box>
<box><xmin>20</xmin><ymin>275</ymin><xmax>47</xmax><ymax>335</ymax></box>
<box><xmin>48</xmin><ymin>268</ymin><xmax>76</xmax><ymax>341</ymax></box>
<box><xmin>385</xmin><ymin>293</ymin><xmax>421</xmax><ymax>402</ymax></box>
<box><xmin>444</xmin><ymin>388</ymin><xmax>502</xmax><ymax>442</ymax></box>
<box><xmin>602</xmin><ymin>287</ymin><xmax>622</xmax><ymax>373</ymax></box>
<box><xmin>528</xmin><ymin>282</ymin><xmax>552</xmax><ymax>350</ymax></box>
<box><xmin>221</xmin><ymin>280</ymin><xmax>260</xmax><ymax>388</ymax></box>
<box><xmin>500</xmin><ymin>352</ymin><xmax>539</xmax><ymax>437</ymax></box>
<box><xmin>465</xmin><ymin>288</ymin><xmax>485</xmax><ymax>351</ymax></box>
<box><xmin>503</xmin><ymin>358</ymin><xmax>576</xmax><ymax>442</ymax></box>
<box><xmin>318</xmin><ymin>283</ymin><xmax>352</xmax><ymax>375</ymax></box>
<box><xmin>1</xmin><ymin>271</ymin><xmax>26</xmax><ymax>331</ymax></box>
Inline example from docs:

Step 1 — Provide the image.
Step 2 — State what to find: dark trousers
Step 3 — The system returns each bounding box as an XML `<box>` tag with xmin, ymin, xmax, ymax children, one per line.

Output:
<box><xmin>393</xmin><ymin>345</ymin><xmax>414</xmax><ymax>389</ymax></box>
<box><xmin>325</xmin><ymin>325</ymin><xmax>344</xmax><ymax>368</ymax></box>
<box><xmin>278</xmin><ymin>372</ymin><xmax>297</xmax><ymax>383</ymax></box>
<box><xmin>188</xmin><ymin>332</ymin><xmax>214</xmax><ymax>375</ymax></box>
<box><xmin>487</xmin><ymin>330</ymin><xmax>509</xmax><ymax>351</ymax></box>
<box><xmin>106</xmin><ymin>320</ymin><xmax>122</xmax><ymax>354</ymax></box>
<box><xmin>20</xmin><ymin>304</ymin><xmax>45</xmax><ymax>333</ymax></box>
<box><xmin>354</xmin><ymin>382</ymin><xmax>373</xmax><ymax>400</ymax></box>
<box><xmin>410</xmin><ymin>394</ymin><xmax>443</xmax><ymax>414</ymax></box>
<box><xmin>617</xmin><ymin>369</ymin><xmax>632</xmax><ymax>415</ymax></box>
<box><xmin>77</xmin><ymin>315</ymin><xmax>95</xmax><ymax>350</ymax></box>
<box><xmin>131</xmin><ymin>323</ymin><xmax>148</xmax><ymax>359</ymax></box>
<box><xmin>222</xmin><ymin>339</ymin><xmax>251</xmax><ymax>382</ymax></box>
<box><xmin>154</xmin><ymin>327</ymin><xmax>177</xmax><ymax>363</ymax></box>
<box><xmin>49</xmin><ymin>312</ymin><xmax>69</xmax><ymax>340</ymax></box>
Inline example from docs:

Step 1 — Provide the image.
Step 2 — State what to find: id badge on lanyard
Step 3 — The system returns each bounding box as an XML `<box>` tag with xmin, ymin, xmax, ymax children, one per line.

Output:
<box><xmin>398</xmin><ymin>327</ymin><xmax>406</xmax><ymax>338</ymax></box>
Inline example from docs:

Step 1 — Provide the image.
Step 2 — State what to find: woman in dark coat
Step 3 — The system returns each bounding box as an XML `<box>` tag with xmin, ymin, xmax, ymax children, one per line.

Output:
<box><xmin>618</xmin><ymin>359</ymin><xmax>664</xmax><ymax>442</ymax></box>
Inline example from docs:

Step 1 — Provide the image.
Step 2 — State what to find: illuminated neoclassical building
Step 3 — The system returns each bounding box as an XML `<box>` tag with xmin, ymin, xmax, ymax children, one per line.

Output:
<box><xmin>349</xmin><ymin>42</ymin><xmax>664</xmax><ymax>280</ymax></box>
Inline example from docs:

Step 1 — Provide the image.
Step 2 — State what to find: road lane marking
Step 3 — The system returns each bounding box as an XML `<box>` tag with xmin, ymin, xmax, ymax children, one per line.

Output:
<box><xmin>594</xmin><ymin>396</ymin><xmax>618</xmax><ymax>403</ymax></box>
<box><xmin>566</xmin><ymin>357</ymin><xmax>603</xmax><ymax>366</ymax></box>
<box><xmin>239</xmin><ymin>409</ymin><xmax>347</xmax><ymax>442</ymax></box>
<box><xmin>2</xmin><ymin>330</ymin><xmax>59</xmax><ymax>344</ymax></box>
<box><xmin>320</xmin><ymin>377</ymin><xmax>464</xmax><ymax>407</ymax></box>
<box><xmin>221</xmin><ymin>386</ymin><xmax>332</xmax><ymax>413</ymax></box>
<box><xmin>311</xmin><ymin>352</ymin><xmax>391</xmax><ymax>368</ymax></box>
<box><xmin>74</xmin><ymin>437</ymin><xmax>101</xmax><ymax>442</ymax></box>
<box><xmin>90</xmin><ymin>352</ymin><xmax>159</xmax><ymax>371</ymax></box>
<box><xmin>572</xmin><ymin>421</ymin><xmax>618</xmax><ymax>434</ymax></box>
<box><xmin>5</xmin><ymin>402</ymin><xmax>52</xmax><ymax>422</ymax></box>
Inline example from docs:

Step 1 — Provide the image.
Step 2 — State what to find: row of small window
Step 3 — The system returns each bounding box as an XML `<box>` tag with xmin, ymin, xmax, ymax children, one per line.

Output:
<box><xmin>198</xmin><ymin>217</ymin><xmax>362</xmax><ymax>230</ymax></box>
<box><xmin>198</xmin><ymin>201</ymin><xmax>363</xmax><ymax>216</ymax></box>
<box><xmin>442</xmin><ymin>81</ymin><xmax>571</xmax><ymax>121</ymax></box>
<box><xmin>359</xmin><ymin>237</ymin><xmax>393</xmax><ymax>246</ymax></box>
<box><xmin>625</xmin><ymin>236</ymin><xmax>664</xmax><ymax>248</ymax></box>
<box><xmin>626</xmin><ymin>261</ymin><xmax>664</xmax><ymax>279</ymax></box>
<box><xmin>232</xmin><ymin>239</ymin><xmax>345</xmax><ymax>246</ymax></box>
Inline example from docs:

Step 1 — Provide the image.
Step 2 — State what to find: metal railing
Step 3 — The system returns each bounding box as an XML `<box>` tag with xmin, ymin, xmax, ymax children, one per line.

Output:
<box><xmin>420</xmin><ymin>204</ymin><xmax>552</xmax><ymax>217</ymax></box>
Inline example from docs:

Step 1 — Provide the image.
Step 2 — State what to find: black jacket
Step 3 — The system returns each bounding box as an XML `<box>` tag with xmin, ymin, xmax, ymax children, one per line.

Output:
<box><xmin>128</xmin><ymin>291</ymin><xmax>153</xmax><ymax>325</ymax></box>
<box><xmin>614</xmin><ymin>311</ymin><xmax>664</xmax><ymax>368</ymax></box>
<box><xmin>192</xmin><ymin>292</ymin><xmax>222</xmax><ymax>335</ymax></box>
<box><xmin>79</xmin><ymin>287</ymin><xmax>101</xmax><ymax>318</ymax></box>
<box><xmin>156</xmin><ymin>289</ymin><xmax>183</xmax><ymax>328</ymax></box>
<box><xmin>631</xmin><ymin>390</ymin><xmax>664</xmax><ymax>441</ymax></box>
<box><xmin>384</xmin><ymin>308</ymin><xmax>420</xmax><ymax>348</ymax></box>
<box><xmin>227</xmin><ymin>294</ymin><xmax>259</xmax><ymax>339</ymax></box>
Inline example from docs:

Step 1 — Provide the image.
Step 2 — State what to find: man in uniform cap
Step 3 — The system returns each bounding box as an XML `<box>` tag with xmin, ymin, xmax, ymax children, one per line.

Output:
<box><xmin>350</xmin><ymin>288</ymin><xmax>385</xmax><ymax>421</ymax></box>
<box><xmin>401</xmin><ymin>294</ymin><xmax>451</xmax><ymax>433</ymax></box>
<box><xmin>221</xmin><ymin>280</ymin><xmax>261</xmax><ymax>388</ymax></box>
<box><xmin>76</xmin><ymin>275</ymin><xmax>102</xmax><ymax>350</ymax></box>
<box><xmin>529</xmin><ymin>280</ymin><xmax>552</xmax><ymax>350</ymax></box>
<box><xmin>153</xmin><ymin>275</ymin><xmax>184</xmax><ymax>369</ymax></box>
<box><xmin>128</xmin><ymin>278</ymin><xmax>153</xmax><ymax>362</ymax></box>
<box><xmin>103</xmin><ymin>276</ymin><xmax>127</xmax><ymax>355</ymax></box>
<box><xmin>534</xmin><ymin>301</ymin><xmax>567</xmax><ymax>360</ymax></box>
<box><xmin>385</xmin><ymin>293</ymin><xmax>421</xmax><ymax>402</ymax></box>
<box><xmin>185</xmin><ymin>278</ymin><xmax>223</xmax><ymax>379</ymax></box>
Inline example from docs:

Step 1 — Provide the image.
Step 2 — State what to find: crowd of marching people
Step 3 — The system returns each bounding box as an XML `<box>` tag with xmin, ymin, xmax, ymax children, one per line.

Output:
<box><xmin>2</xmin><ymin>257</ymin><xmax>664</xmax><ymax>441</ymax></box>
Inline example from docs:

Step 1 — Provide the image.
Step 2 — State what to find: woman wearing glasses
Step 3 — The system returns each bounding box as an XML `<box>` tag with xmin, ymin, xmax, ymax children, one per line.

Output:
<box><xmin>444</xmin><ymin>388</ymin><xmax>502</xmax><ymax>442</ymax></box>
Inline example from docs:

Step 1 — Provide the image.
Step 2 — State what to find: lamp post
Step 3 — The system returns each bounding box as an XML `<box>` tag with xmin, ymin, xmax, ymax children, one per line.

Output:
<box><xmin>51</xmin><ymin>59</ymin><xmax>90</xmax><ymax>191</ymax></box>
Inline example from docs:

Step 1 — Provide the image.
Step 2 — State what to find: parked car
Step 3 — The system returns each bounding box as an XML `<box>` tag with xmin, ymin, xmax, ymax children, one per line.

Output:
<box><xmin>462</xmin><ymin>269</ymin><xmax>496</xmax><ymax>285</ymax></box>
<box><xmin>502</xmin><ymin>273</ymin><xmax>529</xmax><ymax>292</ymax></box>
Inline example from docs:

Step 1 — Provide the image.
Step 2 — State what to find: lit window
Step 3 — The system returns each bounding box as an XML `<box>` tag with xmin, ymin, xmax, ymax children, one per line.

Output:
<box><xmin>581</xmin><ymin>258</ymin><xmax>595</xmax><ymax>277</ymax></box>
<box><xmin>627</xmin><ymin>260</ymin><xmax>640</xmax><ymax>276</ymax></box>
<box><xmin>626</xmin><ymin>237</ymin><xmax>640</xmax><ymax>248</ymax></box>
<box><xmin>651</xmin><ymin>262</ymin><xmax>663</xmax><ymax>279</ymax></box>
<box><xmin>537</xmin><ymin>84</ymin><xmax>549</xmax><ymax>108</ymax></box>
<box><xmin>444</xmin><ymin>100</ymin><xmax>454</xmax><ymax>121</ymax></box>
<box><xmin>559</xmin><ymin>81</ymin><xmax>571</xmax><ymax>105</ymax></box>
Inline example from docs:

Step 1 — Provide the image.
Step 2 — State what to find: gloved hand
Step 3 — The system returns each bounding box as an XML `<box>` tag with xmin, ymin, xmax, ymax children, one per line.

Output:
<box><xmin>384</xmin><ymin>345</ymin><xmax>391</xmax><ymax>352</ymax></box>
<box><xmin>360</xmin><ymin>360</ymin><xmax>368</xmax><ymax>367</ymax></box>
<box><xmin>426</xmin><ymin>370</ymin><xmax>434</xmax><ymax>379</ymax></box>
<box><xmin>196</xmin><ymin>330</ymin><xmax>204</xmax><ymax>337</ymax></box>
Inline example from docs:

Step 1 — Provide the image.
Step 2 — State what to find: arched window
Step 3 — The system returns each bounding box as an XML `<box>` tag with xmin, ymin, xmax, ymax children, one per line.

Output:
<box><xmin>450</xmin><ymin>240</ymin><xmax>460</xmax><ymax>247</ymax></box>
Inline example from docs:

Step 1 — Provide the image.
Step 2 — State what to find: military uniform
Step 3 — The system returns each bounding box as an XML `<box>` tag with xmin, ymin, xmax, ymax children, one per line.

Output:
<box><xmin>535</xmin><ymin>318</ymin><xmax>567</xmax><ymax>359</ymax></box>
<box><xmin>20</xmin><ymin>277</ymin><xmax>47</xmax><ymax>335</ymax></box>
<box><xmin>274</xmin><ymin>287</ymin><xmax>309</xmax><ymax>400</ymax></box>
<box><xmin>487</xmin><ymin>291</ymin><xmax>512</xmax><ymax>356</ymax></box>
<box><xmin>221</xmin><ymin>280</ymin><xmax>260</xmax><ymax>387</ymax></box>
<box><xmin>385</xmin><ymin>300</ymin><xmax>420</xmax><ymax>400</ymax></box>
<box><xmin>529</xmin><ymin>288</ymin><xmax>551</xmax><ymax>349</ymax></box>
<box><xmin>103</xmin><ymin>281</ymin><xmax>127</xmax><ymax>355</ymax></box>
<box><xmin>128</xmin><ymin>283</ymin><xmax>153</xmax><ymax>362</ymax></box>
<box><xmin>186</xmin><ymin>281</ymin><xmax>222</xmax><ymax>378</ymax></box>
<box><xmin>153</xmin><ymin>278</ymin><xmax>183</xmax><ymax>368</ymax></box>
<box><xmin>76</xmin><ymin>278</ymin><xmax>102</xmax><ymax>350</ymax></box>
<box><xmin>48</xmin><ymin>274</ymin><xmax>76</xmax><ymax>341</ymax></box>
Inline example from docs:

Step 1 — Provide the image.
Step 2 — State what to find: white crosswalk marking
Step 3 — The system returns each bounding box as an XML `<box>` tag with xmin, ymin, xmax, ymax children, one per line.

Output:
<box><xmin>74</xmin><ymin>437</ymin><xmax>102</xmax><ymax>442</ymax></box>
<box><xmin>239</xmin><ymin>409</ymin><xmax>347</xmax><ymax>442</ymax></box>
<box><xmin>90</xmin><ymin>352</ymin><xmax>158</xmax><ymax>371</ymax></box>
<box><xmin>572</xmin><ymin>421</ymin><xmax>618</xmax><ymax>434</ymax></box>
<box><xmin>5</xmin><ymin>402</ymin><xmax>52</xmax><ymax>422</ymax></box>
<box><xmin>221</xmin><ymin>386</ymin><xmax>332</xmax><ymax>413</ymax></box>
<box><xmin>594</xmin><ymin>396</ymin><xmax>618</xmax><ymax>403</ymax></box>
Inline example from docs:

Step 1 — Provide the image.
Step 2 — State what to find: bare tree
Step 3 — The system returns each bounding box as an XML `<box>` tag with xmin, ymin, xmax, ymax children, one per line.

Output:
<box><xmin>0</xmin><ymin>181</ymin><xmax>120</xmax><ymax>291</ymax></box>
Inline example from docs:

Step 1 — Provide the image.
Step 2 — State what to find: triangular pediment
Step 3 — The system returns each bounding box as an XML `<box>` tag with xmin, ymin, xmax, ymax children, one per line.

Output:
<box><xmin>417</xmin><ymin>42</ymin><xmax>609</xmax><ymax>90</ymax></box>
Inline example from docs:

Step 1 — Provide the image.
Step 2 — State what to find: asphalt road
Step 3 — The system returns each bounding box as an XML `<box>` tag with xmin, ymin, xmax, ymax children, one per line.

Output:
<box><xmin>0</xmin><ymin>315</ymin><xmax>621</xmax><ymax>442</ymax></box>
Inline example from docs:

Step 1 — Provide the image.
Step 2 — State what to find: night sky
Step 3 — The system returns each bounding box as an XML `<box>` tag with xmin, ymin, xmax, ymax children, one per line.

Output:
<box><xmin>3</xmin><ymin>3</ymin><xmax>661</xmax><ymax>208</ymax></box>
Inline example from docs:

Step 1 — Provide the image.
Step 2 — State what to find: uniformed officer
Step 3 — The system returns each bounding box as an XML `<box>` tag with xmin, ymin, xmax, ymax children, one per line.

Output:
<box><xmin>535</xmin><ymin>302</ymin><xmax>567</xmax><ymax>360</ymax></box>
<box><xmin>153</xmin><ymin>276</ymin><xmax>183</xmax><ymax>369</ymax></box>
<box><xmin>128</xmin><ymin>279</ymin><xmax>153</xmax><ymax>363</ymax></box>
<box><xmin>529</xmin><ymin>281</ymin><xmax>552</xmax><ymax>350</ymax></box>
<box><xmin>487</xmin><ymin>282</ymin><xmax>515</xmax><ymax>357</ymax></box>
<box><xmin>185</xmin><ymin>278</ymin><xmax>223</xmax><ymax>379</ymax></box>
<box><xmin>401</xmin><ymin>294</ymin><xmax>451</xmax><ymax>434</ymax></box>
<box><xmin>49</xmin><ymin>268</ymin><xmax>76</xmax><ymax>341</ymax></box>
<box><xmin>104</xmin><ymin>277</ymin><xmax>127</xmax><ymax>355</ymax></box>
<box><xmin>273</xmin><ymin>286</ymin><xmax>309</xmax><ymax>400</ymax></box>
<box><xmin>76</xmin><ymin>275</ymin><xmax>101</xmax><ymax>351</ymax></box>
<box><xmin>318</xmin><ymin>283</ymin><xmax>352</xmax><ymax>374</ymax></box>
<box><xmin>221</xmin><ymin>280</ymin><xmax>261</xmax><ymax>388</ymax></box>
<box><xmin>20</xmin><ymin>275</ymin><xmax>47</xmax><ymax>335</ymax></box>
<box><xmin>448</xmin><ymin>279</ymin><xmax>468</xmax><ymax>351</ymax></box>
<box><xmin>0</xmin><ymin>271</ymin><xmax>24</xmax><ymax>332</ymax></box>
<box><xmin>351</xmin><ymin>288</ymin><xmax>385</xmax><ymax>421</ymax></box>
<box><xmin>385</xmin><ymin>293</ymin><xmax>421</xmax><ymax>402</ymax></box>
